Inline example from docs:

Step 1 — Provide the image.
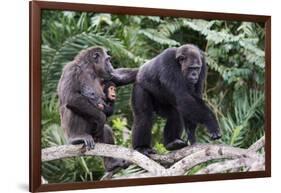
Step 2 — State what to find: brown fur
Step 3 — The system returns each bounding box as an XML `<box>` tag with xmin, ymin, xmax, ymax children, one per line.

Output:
<box><xmin>57</xmin><ymin>47</ymin><xmax>127</xmax><ymax>171</ymax></box>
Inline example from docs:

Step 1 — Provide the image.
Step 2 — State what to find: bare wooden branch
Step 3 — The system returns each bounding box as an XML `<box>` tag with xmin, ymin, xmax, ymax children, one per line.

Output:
<box><xmin>113</xmin><ymin>172</ymin><xmax>154</xmax><ymax>179</ymax></box>
<box><xmin>248</xmin><ymin>156</ymin><xmax>265</xmax><ymax>171</ymax></box>
<box><xmin>149</xmin><ymin>143</ymin><xmax>260</xmax><ymax>167</ymax></box>
<box><xmin>42</xmin><ymin>136</ymin><xmax>265</xmax><ymax>178</ymax></box>
<box><xmin>248</xmin><ymin>136</ymin><xmax>265</xmax><ymax>152</ymax></box>
<box><xmin>195</xmin><ymin>137</ymin><xmax>266</xmax><ymax>175</ymax></box>
<box><xmin>196</xmin><ymin>158</ymin><xmax>250</xmax><ymax>174</ymax></box>
<box><xmin>149</xmin><ymin>144</ymin><xmax>209</xmax><ymax>166</ymax></box>
<box><xmin>166</xmin><ymin>145</ymin><xmax>262</xmax><ymax>176</ymax></box>
<box><xmin>42</xmin><ymin>143</ymin><xmax>166</xmax><ymax>175</ymax></box>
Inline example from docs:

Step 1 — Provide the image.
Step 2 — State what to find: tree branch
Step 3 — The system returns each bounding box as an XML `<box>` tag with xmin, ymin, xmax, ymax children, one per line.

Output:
<box><xmin>166</xmin><ymin>145</ymin><xmax>262</xmax><ymax>176</ymax></box>
<box><xmin>248</xmin><ymin>136</ymin><xmax>265</xmax><ymax>152</ymax></box>
<box><xmin>149</xmin><ymin>143</ymin><xmax>260</xmax><ymax>167</ymax></box>
<box><xmin>195</xmin><ymin>136</ymin><xmax>266</xmax><ymax>175</ymax></box>
<box><xmin>42</xmin><ymin>143</ymin><xmax>166</xmax><ymax>175</ymax></box>
<box><xmin>42</xmin><ymin>136</ymin><xmax>265</xmax><ymax>178</ymax></box>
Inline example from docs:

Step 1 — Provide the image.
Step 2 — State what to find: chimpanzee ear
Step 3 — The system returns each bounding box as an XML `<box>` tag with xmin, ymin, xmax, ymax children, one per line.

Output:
<box><xmin>176</xmin><ymin>54</ymin><xmax>184</xmax><ymax>64</ymax></box>
<box><xmin>200</xmin><ymin>50</ymin><xmax>206</xmax><ymax>65</ymax></box>
<box><xmin>107</xmin><ymin>50</ymin><xmax>111</xmax><ymax>56</ymax></box>
<box><xmin>195</xmin><ymin>50</ymin><xmax>207</xmax><ymax>98</ymax></box>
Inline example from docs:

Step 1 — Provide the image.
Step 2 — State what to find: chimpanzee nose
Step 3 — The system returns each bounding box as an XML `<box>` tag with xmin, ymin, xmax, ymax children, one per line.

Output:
<box><xmin>191</xmin><ymin>72</ymin><xmax>197</xmax><ymax>77</ymax></box>
<box><xmin>108</xmin><ymin>67</ymin><xmax>113</xmax><ymax>74</ymax></box>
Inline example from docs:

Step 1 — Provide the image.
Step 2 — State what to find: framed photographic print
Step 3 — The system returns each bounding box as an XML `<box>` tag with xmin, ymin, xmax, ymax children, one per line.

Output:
<box><xmin>29</xmin><ymin>0</ymin><xmax>271</xmax><ymax>192</ymax></box>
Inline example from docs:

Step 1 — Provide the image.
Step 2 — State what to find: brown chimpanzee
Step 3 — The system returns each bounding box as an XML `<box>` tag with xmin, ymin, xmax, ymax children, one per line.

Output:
<box><xmin>131</xmin><ymin>44</ymin><xmax>221</xmax><ymax>155</ymax></box>
<box><xmin>57</xmin><ymin>46</ymin><xmax>137</xmax><ymax>171</ymax></box>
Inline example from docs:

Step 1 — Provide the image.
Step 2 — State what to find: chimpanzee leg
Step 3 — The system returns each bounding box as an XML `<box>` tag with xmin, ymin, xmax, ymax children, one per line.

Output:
<box><xmin>62</xmin><ymin>108</ymin><xmax>101</xmax><ymax>149</ymax></box>
<box><xmin>176</xmin><ymin>95</ymin><xmax>221</xmax><ymax>140</ymax></box>
<box><xmin>185</xmin><ymin>121</ymin><xmax>197</xmax><ymax>145</ymax></box>
<box><xmin>163</xmin><ymin>109</ymin><xmax>187</xmax><ymax>151</ymax></box>
<box><xmin>101</xmin><ymin>125</ymin><xmax>129</xmax><ymax>172</ymax></box>
<box><xmin>132</xmin><ymin>84</ymin><xmax>156</xmax><ymax>155</ymax></box>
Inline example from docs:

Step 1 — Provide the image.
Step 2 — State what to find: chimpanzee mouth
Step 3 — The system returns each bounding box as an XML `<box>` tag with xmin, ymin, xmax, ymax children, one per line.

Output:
<box><xmin>188</xmin><ymin>78</ymin><xmax>198</xmax><ymax>84</ymax></box>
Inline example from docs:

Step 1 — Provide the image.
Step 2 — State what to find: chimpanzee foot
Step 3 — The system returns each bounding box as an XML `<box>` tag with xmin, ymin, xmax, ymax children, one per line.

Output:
<box><xmin>135</xmin><ymin>147</ymin><xmax>157</xmax><ymax>156</ymax></box>
<box><xmin>165</xmin><ymin>139</ymin><xmax>187</xmax><ymax>151</ymax></box>
<box><xmin>210</xmin><ymin>130</ymin><xmax>222</xmax><ymax>140</ymax></box>
<box><xmin>105</xmin><ymin>158</ymin><xmax>130</xmax><ymax>172</ymax></box>
<box><xmin>69</xmin><ymin>135</ymin><xmax>95</xmax><ymax>150</ymax></box>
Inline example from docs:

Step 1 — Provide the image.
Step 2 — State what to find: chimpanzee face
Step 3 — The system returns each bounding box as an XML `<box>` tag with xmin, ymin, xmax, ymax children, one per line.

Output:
<box><xmin>91</xmin><ymin>47</ymin><xmax>114</xmax><ymax>80</ymax></box>
<box><xmin>176</xmin><ymin>45</ymin><xmax>202</xmax><ymax>84</ymax></box>
<box><xmin>107</xmin><ymin>85</ymin><xmax>117</xmax><ymax>101</ymax></box>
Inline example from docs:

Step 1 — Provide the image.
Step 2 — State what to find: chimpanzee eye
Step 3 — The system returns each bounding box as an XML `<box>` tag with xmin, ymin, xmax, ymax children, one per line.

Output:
<box><xmin>190</xmin><ymin>66</ymin><xmax>200</xmax><ymax>70</ymax></box>
<box><xmin>179</xmin><ymin>56</ymin><xmax>185</xmax><ymax>62</ymax></box>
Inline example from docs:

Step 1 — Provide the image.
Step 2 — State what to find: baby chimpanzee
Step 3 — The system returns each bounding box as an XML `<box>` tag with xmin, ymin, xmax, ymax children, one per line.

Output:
<box><xmin>102</xmin><ymin>81</ymin><xmax>117</xmax><ymax>117</ymax></box>
<box><xmin>100</xmin><ymin>81</ymin><xmax>131</xmax><ymax>171</ymax></box>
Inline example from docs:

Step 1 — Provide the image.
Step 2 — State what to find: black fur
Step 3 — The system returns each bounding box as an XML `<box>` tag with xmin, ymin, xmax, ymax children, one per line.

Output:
<box><xmin>102</xmin><ymin>81</ymin><xmax>116</xmax><ymax>117</ymax></box>
<box><xmin>132</xmin><ymin>44</ymin><xmax>221</xmax><ymax>154</ymax></box>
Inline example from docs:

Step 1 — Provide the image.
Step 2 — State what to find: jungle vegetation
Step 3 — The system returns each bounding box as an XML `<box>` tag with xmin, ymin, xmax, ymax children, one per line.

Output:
<box><xmin>41</xmin><ymin>10</ymin><xmax>265</xmax><ymax>183</ymax></box>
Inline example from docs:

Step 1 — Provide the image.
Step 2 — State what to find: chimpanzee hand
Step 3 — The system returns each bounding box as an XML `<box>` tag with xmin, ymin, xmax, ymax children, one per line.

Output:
<box><xmin>97</xmin><ymin>103</ymin><xmax>104</xmax><ymax>110</ymax></box>
<box><xmin>210</xmin><ymin>130</ymin><xmax>222</xmax><ymax>140</ymax></box>
<box><xmin>105</xmin><ymin>158</ymin><xmax>131</xmax><ymax>172</ymax></box>
<box><xmin>69</xmin><ymin>134</ymin><xmax>95</xmax><ymax>150</ymax></box>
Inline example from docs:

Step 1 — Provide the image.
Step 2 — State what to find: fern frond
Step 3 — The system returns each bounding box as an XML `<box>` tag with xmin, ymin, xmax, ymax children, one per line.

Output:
<box><xmin>138</xmin><ymin>29</ymin><xmax>180</xmax><ymax>46</ymax></box>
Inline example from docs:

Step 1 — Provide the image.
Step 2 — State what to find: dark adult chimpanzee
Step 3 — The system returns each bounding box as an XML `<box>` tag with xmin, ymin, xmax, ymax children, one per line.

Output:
<box><xmin>57</xmin><ymin>46</ymin><xmax>137</xmax><ymax>171</ymax></box>
<box><xmin>132</xmin><ymin>44</ymin><xmax>221</xmax><ymax>155</ymax></box>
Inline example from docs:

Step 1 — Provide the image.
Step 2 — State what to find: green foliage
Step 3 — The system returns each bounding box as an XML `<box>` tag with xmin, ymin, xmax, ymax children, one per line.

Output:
<box><xmin>110</xmin><ymin>117</ymin><xmax>131</xmax><ymax>147</ymax></box>
<box><xmin>154</xmin><ymin>142</ymin><xmax>169</xmax><ymax>154</ymax></box>
<box><xmin>112</xmin><ymin>165</ymin><xmax>146</xmax><ymax>178</ymax></box>
<box><xmin>41</xmin><ymin>10</ymin><xmax>265</xmax><ymax>181</ymax></box>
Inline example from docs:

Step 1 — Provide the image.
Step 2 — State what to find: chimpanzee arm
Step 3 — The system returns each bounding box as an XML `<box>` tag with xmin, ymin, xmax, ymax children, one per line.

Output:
<box><xmin>80</xmin><ymin>84</ymin><xmax>105</xmax><ymax>107</ymax></box>
<box><xmin>161</xmin><ymin>73</ymin><xmax>220</xmax><ymax>140</ymax></box>
<box><xmin>66</xmin><ymin>91</ymin><xmax>106</xmax><ymax>124</ymax></box>
<box><xmin>66</xmin><ymin>66</ymin><xmax>105</xmax><ymax>121</ymax></box>
<box><xmin>103</xmin><ymin>103</ymin><xmax>114</xmax><ymax>117</ymax></box>
<box><xmin>110</xmin><ymin>68</ymin><xmax>139</xmax><ymax>86</ymax></box>
<box><xmin>175</xmin><ymin>93</ymin><xmax>220</xmax><ymax>140</ymax></box>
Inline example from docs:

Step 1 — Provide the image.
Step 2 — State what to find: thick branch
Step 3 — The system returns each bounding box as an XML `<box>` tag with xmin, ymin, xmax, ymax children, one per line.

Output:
<box><xmin>114</xmin><ymin>172</ymin><xmax>154</xmax><ymax>179</ymax></box>
<box><xmin>42</xmin><ymin>136</ymin><xmax>265</xmax><ymax>178</ymax></box>
<box><xmin>166</xmin><ymin>145</ymin><xmax>262</xmax><ymax>176</ymax></box>
<box><xmin>195</xmin><ymin>137</ymin><xmax>266</xmax><ymax>175</ymax></box>
<box><xmin>149</xmin><ymin>143</ymin><xmax>260</xmax><ymax>167</ymax></box>
<box><xmin>248</xmin><ymin>136</ymin><xmax>265</xmax><ymax>152</ymax></box>
<box><xmin>149</xmin><ymin>144</ymin><xmax>208</xmax><ymax>166</ymax></box>
<box><xmin>195</xmin><ymin>157</ymin><xmax>259</xmax><ymax>174</ymax></box>
<box><xmin>42</xmin><ymin>143</ymin><xmax>166</xmax><ymax>175</ymax></box>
